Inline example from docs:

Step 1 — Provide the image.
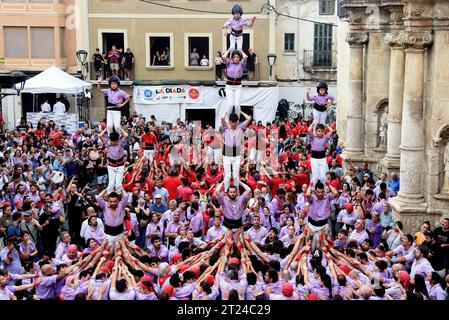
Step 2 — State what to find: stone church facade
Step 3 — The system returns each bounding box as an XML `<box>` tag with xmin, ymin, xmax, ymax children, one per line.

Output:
<box><xmin>337</xmin><ymin>0</ymin><xmax>449</xmax><ymax>232</ymax></box>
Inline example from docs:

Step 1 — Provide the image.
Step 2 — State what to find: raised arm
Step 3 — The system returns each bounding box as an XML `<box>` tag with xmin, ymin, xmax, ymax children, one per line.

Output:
<box><xmin>326</xmin><ymin>125</ymin><xmax>334</xmax><ymax>138</ymax></box>
<box><xmin>120</xmin><ymin>128</ymin><xmax>129</xmax><ymax>139</ymax></box>
<box><xmin>239</xmin><ymin>180</ymin><xmax>251</xmax><ymax>195</ymax></box>
<box><xmin>98</xmin><ymin>127</ymin><xmax>108</xmax><ymax>143</ymax></box>
<box><xmin>214</xmin><ymin>182</ymin><xmax>224</xmax><ymax>198</ymax></box>
<box><xmin>221</xmin><ymin>112</ymin><xmax>228</xmax><ymax>129</ymax></box>
<box><xmin>248</xmin><ymin>16</ymin><xmax>257</xmax><ymax>28</ymax></box>
<box><xmin>97</xmin><ymin>187</ymin><xmax>108</xmax><ymax>200</ymax></box>
<box><xmin>305</xmin><ymin>185</ymin><xmax>313</xmax><ymax>198</ymax></box>
<box><xmin>241</xmin><ymin>111</ymin><xmax>251</xmax><ymax>128</ymax></box>
<box><xmin>328</xmin><ymin>183</ymin><xmax>339</xmax><ymax>198</ymax></box>
<box><xmin>222</xmin><ymin>48</ymin><xmax>231</xmax><ymax>62</ymax></box>
<box><xmin>307</xmin><ymin>123</ymin><xmax>314</xmax><ymax>136</ymax></box>
<box><xmin>110</xmin><ymin>257</ymin><xmax>120</xmax><ymax>290</ymax></box>
<box><xmin>97</xmin><ymin>78</ymin><xmax>105</xmax><ymax>93</ymax></box>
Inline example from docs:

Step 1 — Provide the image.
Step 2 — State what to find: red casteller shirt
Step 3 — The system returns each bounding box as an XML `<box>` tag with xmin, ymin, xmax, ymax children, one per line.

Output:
<box><xmin>141</xmin><ymin>132</ymin><xmax>157</xmax><ymax>148</ymax></box>
<box><xmin>163</xmin><ymin>175</ymin><xmax>182</xmax><ymax>200</ymax></box>
<box><xmin>291</xmin><ymin>173</ymin><xmax>309</xmax><ymax>188</ymax></box>
<box><xmin>176</xmin><ymin>185</ymin><xmax>193</xmax><ymax>202</ymax></box>
<box><xmin>205</xmin><ymin>167</ymin><xmax>224</xmax><ymax>186</ymax></box>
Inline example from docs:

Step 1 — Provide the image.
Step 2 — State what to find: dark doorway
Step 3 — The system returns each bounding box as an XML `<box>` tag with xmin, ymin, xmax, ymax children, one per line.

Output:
<box><xmin>185</xmin><ymin>109</ymin><xmax>216</xmax><ymax>128</ymax></box>
<box><xmin>102</xmin><ymin>33</ymin><xmax>125</xmax><ymax>53</ymax></box>
<box><xmin>240</xmin><ymin>105</ymin><xmax>254</xmax><ymax>122</ymax></box>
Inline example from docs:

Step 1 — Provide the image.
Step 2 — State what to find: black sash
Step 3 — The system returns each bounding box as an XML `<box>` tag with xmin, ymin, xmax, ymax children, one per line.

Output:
<box><xmin>226</xmin><ymin>77</ymin><xmax>242</xmax><ymax>86</ymax></box>
<box><xmin>223</xmin><ymin>216</ymin><xmax>242</xmax><ymax>229</ymax></box>
<box><xmin>107</xmin><ymin>103</ymin><xmax>122</xmax><ymax>112</ymax></box>
<box><xmin>104</xmin><ymin>224</ymin><xmax>123</xmax><ymax>236</ymax></box>
<box><xmin>231</xmin><ymin>29</ymin><xmax>243</xmax><ymax>37</ymax></box>
<box><xmin>144</xmin><ymin>144</ymin><xmax>155</xmax><ymax>150</ymax></box>
<box><xmin>108</xmin><ymin>157</ymin><xmax>125</xmax><ymax>167</ymax></box>
<box><xmin>308</xmin><ymin>216</ymin><xmax>328</xmax><ymax>227</ymax></box>
<box><xmin>223</xmin><ymin>145</ymin><xmax>240</xmax><ymax>157</ymax></box>
<box><xmin>314</xmin><ymin>103</ymin><xmax>327</xmax><ymax>112</ymax></box>
<box><xmin>311</xmin><ymin>150</ymin><xmax>326</xmax><ymax>159</ymax></box>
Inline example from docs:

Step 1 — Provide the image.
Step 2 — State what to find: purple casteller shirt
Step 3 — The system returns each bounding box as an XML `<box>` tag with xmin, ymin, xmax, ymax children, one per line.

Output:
<box><xmin>307</xmin><ymin>193</ymin><xmax>335</xmax><ymax>221</ymax></box>
<box><xmin>217</xmin><ymin>192</ymin><xmax>250</xmax><ymax>221</ymax></box>
<box><xmin>307</xmin><ymin>93</ymin><xmax>335</xmax><ymax>106</ymax></box>
<box><xmin>223</xmin><ymin>122</ymin><xmax>246</xmax><ymax>150</ymax></box>
<box><xmin>309</xmin><ymin>135</ymin><xmax>330</xmax><ymax>152</ymax></box>
<box><xmin>165</xmin><ymin>221</ymin><xmax>183</xmax><ymax>235</ymax></box>
<box><xmin>136</xmin><ymin>291</ymin><xmax>158</xmax><ymax>300</ymax></box>
<box><xmin>189</xmin><ymin>212</ymin><xmax>203</xmax><ymax>234</ymax></box>
<box><xmin>226</xmin><ymin>60</ymin><xmax>246</xmax><ymax>79</ymax></box>
<box><xmin>60</xmin><ymin>285</ymin><xmax>80</xmax><ymax>300</ymax></box>
<box><xmin>103</xmin><ymin>88</ymin><xmax>129</xmax><ymax>106</ymax></box>
<box><xmin>206</xmin><ymin>225</ymin><xmax>226</xmax><ymax>242</ymax></box>
<box><xmin>148</xmin><ymin>244</ymin><xmax>168</xmax><ymax>262</ymax></box>
<box><xmin>109</xmin><ymin>287</ymin><xmax>136</xmax><ymax>300</ymax></box>
<box><xmin>36</xmin><ymin>275</ymin><xmax>57</xmax><ymax>300</ymax></box>
<box><xmin>223</xmin><ymin>17</ymin><xmax>251</xmax><ymax>33</ymax></box>
<box><xmin>96</xmin><ymin>195</ymin><xmax>128</xmax><ymax>227</ymax></box>
<box><xmin>105</xmin><ymin>139</ymin><xmax>127</xmax><ymax>161</ymax></box>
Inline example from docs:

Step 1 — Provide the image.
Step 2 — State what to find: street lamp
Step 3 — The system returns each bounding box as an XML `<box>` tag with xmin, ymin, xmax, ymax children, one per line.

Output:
<box><xmin>267</xmin><ymin>53</ymin><xmax>277</xmax><ymax>80</ymax></box>
<box><xmin>1</xmin><ymin>71</ymin><xmax>27</xmax><ymax>131</ymax></box>
<box><xmin>76</xmin><ymin>49</ymin><xmax>89</xmax><ymax>80</ymax></box>
<box><xmin>1</xmin><ymin>71</ymin><xmax>27</xmax><ymax>100</ymax></box>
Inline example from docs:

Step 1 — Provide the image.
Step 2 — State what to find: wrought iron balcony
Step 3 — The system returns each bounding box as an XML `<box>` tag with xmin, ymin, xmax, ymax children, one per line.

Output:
<box><xmin>303</xmin><ymin>50</ymin><xmax>337</xmax><ymax>70</ymax></box>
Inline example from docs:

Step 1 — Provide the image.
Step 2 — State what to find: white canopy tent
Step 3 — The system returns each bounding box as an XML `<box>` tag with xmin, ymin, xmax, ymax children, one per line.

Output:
<box><xmin>14</xmin><ymin>66</ymin><xmax>92</xmax><ymax>133</ymax></box>
<box><xmin>15</xmin><ymin>65</ymin><xmax>92</xmax><ymax>94</ymax></box>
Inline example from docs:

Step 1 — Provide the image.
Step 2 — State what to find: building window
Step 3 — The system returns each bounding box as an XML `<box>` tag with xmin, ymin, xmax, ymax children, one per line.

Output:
<box><xmin>225</xmin><ymin>32</ymin><xmax>252</xmax><ymax>55</ymax></box>
<box><xmin>337</xmin><ymin>0</ymin><xmax>348</xmax><ymax>18</ymax></box>
<box><xmin>4</xmin><ymin>27</ymin><xmax>28</xmax><ymax>58</ymax></box>
<box><xmin>313</xmin><ymin>23</ymin><xmax>333</xmax><ymax>67</ymax></box>
<box><xmin>146</xmin><ymin>33</ymin><xmax>174</xmax><ymax>68</ymax></box>
<box><xmin>184</xmin><ymin>33</ymin><xmax>212</xmax><ymax>68</ymax></box>
<box><xmin>31</xmin><ymin>27</ymin><xmax>55</xmax><ymax>58</ymax></box>
<box><xmin>284</xmin><ymin>33</ymin><xmax>295</xmax><ymax>52</ymax></box>
<box><xmin>319</xmin><ymin>0</ymin><xmax>335</xmax><ymax>15</ymax></box>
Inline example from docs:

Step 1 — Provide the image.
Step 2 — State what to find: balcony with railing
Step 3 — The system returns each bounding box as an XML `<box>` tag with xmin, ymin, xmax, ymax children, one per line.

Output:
<box><xmin>303</xmin><ymin>50</ymin><xmax>337</xmax><ymax>72</ymax></box>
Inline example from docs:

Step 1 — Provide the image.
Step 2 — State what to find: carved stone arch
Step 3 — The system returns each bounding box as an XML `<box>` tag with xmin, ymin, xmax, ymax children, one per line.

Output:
<box><xmin>433</xmin><ymin>123</ymin><xmax>449</xmax><ymax>147</ymax></box>
<box><xmin>374</xmin><ymin>99</ymin><xmax>389</xmax><ymax>148</ymax></box>
<box><xmin>373</xmin><ymin>98</ymin><xmax>389</xmax><ymax>113</ymax></box>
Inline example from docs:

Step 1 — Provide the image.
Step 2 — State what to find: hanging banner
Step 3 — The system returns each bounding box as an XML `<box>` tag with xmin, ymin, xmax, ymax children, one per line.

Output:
<box><xmin>134</xmin><ymin>85</ymin><xmax>203</xmax><ymax>104</ymax></box>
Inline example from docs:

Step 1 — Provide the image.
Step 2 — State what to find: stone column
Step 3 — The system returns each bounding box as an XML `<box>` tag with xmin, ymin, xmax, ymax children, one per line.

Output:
<box><xmin>382</xmin><ymin>33</ymin><xmax>405</xmax><ymax>169</ymax></box>
<box><xmin>343</xmin><ymin>32</ymin><xmax>368</xmax><ymax>159</ymax></box>
<box><xmin>390</xmin><ymin>32</ymin><xmax>433</xmax><ymax>210</ymax></box>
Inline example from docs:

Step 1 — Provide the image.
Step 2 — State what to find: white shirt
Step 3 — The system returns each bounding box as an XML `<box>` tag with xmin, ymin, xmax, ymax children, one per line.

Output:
<box><xmin>41</xmin><ymin>102</ymin><xmax>51</xmax><ymax>112</ymax></box>
<box><xmin>200</xmin><ymin>58</ymin><xmax>209</xmax><ymax>66</ymax></box>
<box><xmin>348</xmin><ymin>229</ymin><xmax>369</xmax><ymax>244</ymax></box>
<box><xmin>53</xmin><ymin>102</ymin><xmax>66</xmax><ymax>114</ymax></box>
<box><xmin>80</xmin><ymin>218</ymin><xmax>105</xmax><ymax>240</ymax></box>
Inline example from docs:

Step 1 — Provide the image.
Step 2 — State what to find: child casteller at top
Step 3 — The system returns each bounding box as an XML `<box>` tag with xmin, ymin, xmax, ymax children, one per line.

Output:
<box><xmin>306</xmin><ymin>81</ymin><xmax>335</xmax><ymax>133</ymax></box>
<box><xmin>223</xmin><ymin>4</ymin><xmax>256</xmax><ymax>52</ymax></box>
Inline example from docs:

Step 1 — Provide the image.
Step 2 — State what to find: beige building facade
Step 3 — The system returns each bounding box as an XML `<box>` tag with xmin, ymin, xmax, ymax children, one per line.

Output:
<box><xmin>87</xmin><ymin>0</ymin><xmax>279</xmax><ymax>122</ymax></box>
<box><xmin>337</xmin><ymin>0</ymin><xmax>449</xmax><ymax>232</ymax></box>
<box><xmin>275</xmin><ymin>0</ymin><xmax>339</xmax><ymax>111</ymax></box>
<box><xmin>0</xmin><ymin>0</ymin><xmax>81</xmax><ymax>74</ymax></box>
<box><xmin>88</xmin><ymin>0</ymin><xmax>275</xmax><ymax>82</ymax></box>
<box><xmin>0</xmin><ymin>0</ymin><xmax>87</xmax><ymax>129</ymax></box>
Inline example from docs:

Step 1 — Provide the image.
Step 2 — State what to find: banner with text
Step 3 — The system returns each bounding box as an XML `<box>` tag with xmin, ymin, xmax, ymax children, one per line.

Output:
<box><xmin>134</xmin><ymin>85</ymin><xmax>203</xmax><ymax>104</ymax></box>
